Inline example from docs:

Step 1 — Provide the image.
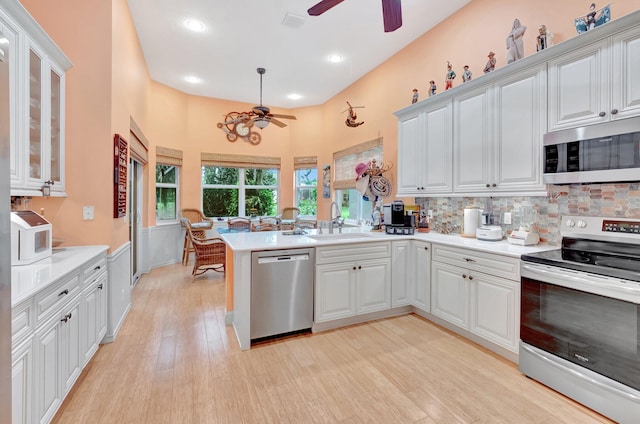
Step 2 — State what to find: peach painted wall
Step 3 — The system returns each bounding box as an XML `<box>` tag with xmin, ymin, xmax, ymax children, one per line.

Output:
<box><xmin>19</xmin><ymin>0</ymin><xmax>640</xmax><ymax>243</ymax></box>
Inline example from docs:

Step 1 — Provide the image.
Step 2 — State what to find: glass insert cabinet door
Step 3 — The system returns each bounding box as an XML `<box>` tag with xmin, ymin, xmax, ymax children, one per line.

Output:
<box><xmin>28</xmin><ymin>47</ymin><xmax>43</xmax><ymax>181</ymax></box>
<box><xmin>49</xmin><ymin>67</ymin><xmax>62</xmax><ymax>184</ymax></box>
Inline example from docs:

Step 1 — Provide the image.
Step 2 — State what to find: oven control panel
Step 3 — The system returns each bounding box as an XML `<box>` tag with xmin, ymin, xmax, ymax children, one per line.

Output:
<box><xmin>603</xmin><ymin>220</ymin><xmax>640</xmax><ymax>234</ymax></box>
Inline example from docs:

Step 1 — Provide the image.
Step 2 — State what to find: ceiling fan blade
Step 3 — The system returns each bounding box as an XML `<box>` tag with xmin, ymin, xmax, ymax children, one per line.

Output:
<box><xmin>270</xmin><ymin>118</ymin><xmax>287</xmax><ymax>128</ymax></box>
<box><xmin>253</xmin><ymin>105</ymin><xmax>270</xmax><ymax>116</ymax></box>
<box><xmin>308</xmin><ymin>0</ymin><xmax>344</xmax><ymax>16</ymax></box>
<box><xmin>382</xmin><ymin>0</ymin><xmax>402</xmax><ymax>32</ymax></box>
<box><xmin>269</xmin><ymin>113</ymin><xmax>297</xmax><ymax>120</ymax></box>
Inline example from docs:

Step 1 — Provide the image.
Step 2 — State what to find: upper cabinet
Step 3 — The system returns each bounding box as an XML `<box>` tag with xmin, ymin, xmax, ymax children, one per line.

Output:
<box><xmin>548</xmin><ymin>24</ymin><xmax>640</xmax><ymax>131</ymax></box>
<box><xmin>396</xmin><ymin>10</ymin><xmax>640</xmax><ymax>197</ymax></box>
<box><xmin>2</xmin><ymin>0</ymin><xmax>72</xmax><ymax>197</ymax></box>
<box><xmin>396</xmin><ymin>98</ymin><xmax>452</xmax><ymax>196</ymax></box>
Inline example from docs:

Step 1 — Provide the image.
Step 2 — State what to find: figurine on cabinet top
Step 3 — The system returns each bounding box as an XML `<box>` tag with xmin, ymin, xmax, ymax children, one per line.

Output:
<box><xmin>445</xmin><ymin>61</ymin><xmax>456</xmax><ymax>90</ymax></box>
<box><xmin>483</xmin><ymin>51</ymin><xmax>496</xmax><ymax>73</ymax></box>
<box><xmin>574</xmin><ymin>3</ymin><xmax>611</xmax><ymax>34</ymax></box>
<box><xmin>536</xmin><ymin>24</ymin><xmax>554</xmax><ymax>51</ymax></box>
<box><xmin>429</xmin><ymin>80</ymin><xmax>436</xmax><ymax>97</ymax></box>
<box><xmin>462</xmin><ymin>65</ymin><xmax>472</xmax><ymax>82</ymax></box>
<box><xmin>506</xmin><ymin>18</ymin><xmax>527</xmax><ymax>64</ymax></box>
<box><xmin>412</xmin><ymin>88</ymin><xmax>419</xmax><ymax>104</ymax></box>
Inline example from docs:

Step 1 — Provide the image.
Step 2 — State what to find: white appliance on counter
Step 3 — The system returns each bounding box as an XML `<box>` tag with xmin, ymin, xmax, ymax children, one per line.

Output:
<box><xmin>11</xmin><ymin>210</ymin><xmax>52</xmax><ymax>265</ymax></box>
<box><xmin>476</xmin><ymin>225</ymin><xmax>504</xmax><ymax>241</ymax></box>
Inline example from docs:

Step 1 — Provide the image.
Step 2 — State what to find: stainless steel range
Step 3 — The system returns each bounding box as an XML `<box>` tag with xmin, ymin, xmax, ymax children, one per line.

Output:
<box><xmin>520</xmin><ymin>215</ymin><xmax>640</xmax><ymax>424</ymax></box>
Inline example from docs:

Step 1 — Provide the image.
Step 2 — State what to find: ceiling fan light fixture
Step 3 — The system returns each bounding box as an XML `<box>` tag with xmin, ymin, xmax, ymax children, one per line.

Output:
<box><xmin>254</xmin><ymin>117</ymin><xmax>270</xmax><ymax>129</ymax></box>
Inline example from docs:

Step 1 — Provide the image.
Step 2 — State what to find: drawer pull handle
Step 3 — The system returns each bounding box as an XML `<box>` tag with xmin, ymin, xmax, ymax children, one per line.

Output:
<box><xmin>463</xmin><ymin>258</ymin><xmax>476</xmax><ymax>263</ymax></box>
<box><xmin>94</xmin><ymin>265</ymin><xmax>101</xmax><ymax>271</ymax></box>
<box><xmin>98</xmin><ymin>283</ymin><xmax>104</xmax><ymax>290</ymax></box>
<box><xmin>60</xmin><ymin>312</ymin><xmax>72</xmax><ymax>323</ymax></box>
<box><xmin>58</xmin><ymin>289</ymin><xmax>69</xmax><ymax>297</ymax></box>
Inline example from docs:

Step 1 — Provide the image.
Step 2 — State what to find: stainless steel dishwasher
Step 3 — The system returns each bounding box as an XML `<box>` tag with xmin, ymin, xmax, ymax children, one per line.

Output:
<box><xmin>251</xmin><ymin>248</ymin><xmax>315</xmax><ymax>340</ymax></box>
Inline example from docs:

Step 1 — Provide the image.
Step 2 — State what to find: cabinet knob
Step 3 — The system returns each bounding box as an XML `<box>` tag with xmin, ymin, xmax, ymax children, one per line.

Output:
<box><xmin>468</xmin><ymin>275</ymin><xmax>474</xmax><ymax>281</ymax></box>
<box><xmin>486</xmin><ymin>183</ymin><xmax>490</xmax><ymax>188</ymax></box>
<box><xmin>58</xmin><ymin>289</ymin><xmax>69</xmax><ymax>297</ymax></box>
<box><xmin>98</xmin><ymin>283</ymin><xmax>103</xmax><ymax>290</ymax></box>
<box><xmin>462</xmin><ymin>274</ymin><xmax>467</xmax><ymax>279</ymax></box>
<box><xmin>599</xmin><ymin>111</ymin><xmax>606</xmax><ymax>117</ymax></box>
<box><xmin>611</xmin><ymin>108</ymin><xmax>619</xmax><ymax>115</ymax></box>
<box><xmin>424</xmin><ymin>247</ymin><xmax>428</xmax><ymax>250</ymax></box>
<box><xmin>492</xmin><ymin>183</ymin><xmax>497</xmax><ymax>188</ymax></box>
<box><xmin>358</xmin><ymin>265</ymin><xmax>362</xmax><ymax>270</ymax></box>
<box><xmin>353</xmin><ymin>266</ymin><xmax>356</xmax><ymax>270</ymax></box>
<box><xmin>60</xmin><ymin>312</ymin><xmax>72</xmax><ymax>323</ymax></box>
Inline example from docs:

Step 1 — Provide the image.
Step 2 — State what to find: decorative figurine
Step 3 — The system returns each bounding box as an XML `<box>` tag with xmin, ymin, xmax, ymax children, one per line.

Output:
<box><xmin>506</xmin><ymin>18</ymin><xmax>527</xmax><ymax>64</ymax></box>
<box><xmin>429</xmin><ymin>80</ymin><xmax>436</xmax><ymax>97</ymax></box>
<box><xmin>536</xmin><ymin>25</ymin><xmax>554</xmax><ymax>51</ymax></box>
<box><xmin>412</xmin><ymin>88</ymin><xmax>419</xmax><ymax>104</ymax></box>
<box><xmin>462</xmin><ymin>65</ymin><xmax>472</xmax><ymax>82</ymax></box>
<box><xmin>483</xmin><ymin>51</ymin><xmax>496</xmax><ymax>73</ymax></box>
<box><xmin>574</xmin><ymin>3</ymin><xmax>611</xmax><ymax>34</ymax></box>
<box><xmin>445</xmin><ymin>61</ymin><xmax>456</xmax><ymax>90</ymax></box>
<box><xmin>342</xmin><ymin>101</ymin><xmax>365</xmax><ymax>127</ymax></box>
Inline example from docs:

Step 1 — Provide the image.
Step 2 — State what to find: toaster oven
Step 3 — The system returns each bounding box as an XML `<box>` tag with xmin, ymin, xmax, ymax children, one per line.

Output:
<box><xmin>11</xmin><ymin>210</ymin><xmax>52</xmax><ymax>265</ymax></box>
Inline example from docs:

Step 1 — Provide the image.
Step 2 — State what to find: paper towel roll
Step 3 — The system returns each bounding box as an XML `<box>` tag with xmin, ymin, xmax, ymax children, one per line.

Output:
<box><xmin>463</xmin><ymin>208</ymin><xmax>480</xmax><ymax>237</ymax></box>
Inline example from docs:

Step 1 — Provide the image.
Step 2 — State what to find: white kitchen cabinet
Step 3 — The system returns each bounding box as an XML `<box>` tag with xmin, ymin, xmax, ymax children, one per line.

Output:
<box><xmin>454</xmin><ymin>65</ymin><xmax>546</xmax><ymax>194</ymax></box>
<box><xmin>3</xmin><ymin>0</ymin><xmax>71</xmax><ymax>196</ymax></box>
<box><xmin>35</xmin><ymin>293</ymin><xmax>81</xmax><ymax>424</ymax></box>
<box><xmin>12</xmin><ymin>337</ymin><xmax>33</xmax><ymax>424</ymax></box>
<box><xmin>0</xmin><ymin>10</ymin><xmax>21</xmax><ymax>188</ymax></box>
<box><xmin>315</xmin><ymin>243</ymin><xmax>391</xmax><ymax>324</ymax></box>
<box><xmin>396</xmin><ymin>99</ymin><xmax>453</xmax><ymax>196</ymax></box>
<box><xmin>431</xmin><ymin>245</ymin><xmax>521</xmax><ymax>354</ymax></box>
<box><xmin>431</xmin><ymin>261</ymin><xmax>469</xmax><ymax>328</ymax></box>
<box><xmin>81</xmin><ymin>272</ymin><xmax>107</xmax><ymax>366</ymax></box>
<box><xmin>548</xmin><ymin>25</ymin><xmax>640</xmax><ymax>131</ymax></box>
<box><xmin>391</xmin><ymin>240</ymin><xmax>412</xmax><ymax>307</ymax></box>
<box><xmin>470</xmin><ymin>273</ymin><xmax>519</xmax><ymax>352</ymax></box>
<box><xmin>412</xmin><ymin>240</ymin><xmax>431</xmax><ymax>313</ymax></box>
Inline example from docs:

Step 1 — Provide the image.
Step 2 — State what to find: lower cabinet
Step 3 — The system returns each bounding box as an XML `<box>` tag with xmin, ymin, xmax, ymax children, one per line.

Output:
<box><xmin>391</xmin><ymin>240</ymin><xmax>412</xmax><ymax>307</ymax></box>
<box><xmin>431</xmin><ymin>259</ymin><xmax>519</xmax><ymax>352</ymax></box>
<box><xmin>412</xmin><ymin>240</ymin><xmax>431</xmax><ymax>312</ymax></box>
<box><xmin>315</xmin><ymin>243</ymin><xmax>391</xmax><ymax>324</ymax></box>
<box><xmin>11</xmin><ymin>337</ymin><xmax>33</xmax><ymax>424</ymax></box>
<box><xmin>81</xmin><ymin>271</ymin><xmax>108</xmax><ymax>366</ymax></box>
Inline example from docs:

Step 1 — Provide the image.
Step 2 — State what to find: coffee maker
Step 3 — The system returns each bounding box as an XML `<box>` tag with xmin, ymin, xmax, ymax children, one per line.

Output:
<box><xmin>391</xmin><ymin>200</ymin><xmax>405</xmax><ymax>226</ymax></box>
<box><xmin>386</xmin><ymin>200</ymin><xmax>415</xmax><ymax>235</ymax></box>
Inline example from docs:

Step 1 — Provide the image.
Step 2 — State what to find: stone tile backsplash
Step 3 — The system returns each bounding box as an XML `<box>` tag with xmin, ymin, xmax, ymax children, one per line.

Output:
<box><xmin>415</xmin><ymin>182</ymin><xmax>640</xmax><ymax>246</ymax></box>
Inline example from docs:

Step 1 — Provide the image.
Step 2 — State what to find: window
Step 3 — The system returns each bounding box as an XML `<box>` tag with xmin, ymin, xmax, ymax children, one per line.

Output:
<box><xmin>200</xmin><ymin>153</ymin><xmax>281</xmax><ymax>218</ymax></box>
<box><xmin>333</xmin><ymin>138</ymin><xmax>383</xmax><ymax>223</ymax></box>
<box><xmin>336</xmin><ymin>189</ymin><xmax>373</xmax><ymax>224</ymax></box>
<box><xmin>295</xmin><ymin>168</ymin><xmax>317</xmax><ymax>215</ymax></box>
<box><xmin>155</xmin><ymin>165</ymin><xmax>178</xmax><ymax>221</ymax></box>
<box><xmin>202</xmin><ymin>166</ymin><xmax>279</xmax><ymax>217</ymax></box>
<box><xmin>155</xmin><ymin>146</ymin><xmax>183</xmax><ymax>222</ymax></box>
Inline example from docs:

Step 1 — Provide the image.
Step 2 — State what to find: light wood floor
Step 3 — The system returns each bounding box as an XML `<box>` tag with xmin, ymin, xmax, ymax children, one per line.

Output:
<box><xmin>53</xmin><ymin>263</ymin><xmax>612</xmax><ymax>424</ymax></box>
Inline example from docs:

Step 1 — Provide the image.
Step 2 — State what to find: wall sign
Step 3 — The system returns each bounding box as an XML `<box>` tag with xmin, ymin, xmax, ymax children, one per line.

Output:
<box><xmin>114</xmin><ymin>134</ymin><xmax>128</xmax><ymax>218</ymax></box>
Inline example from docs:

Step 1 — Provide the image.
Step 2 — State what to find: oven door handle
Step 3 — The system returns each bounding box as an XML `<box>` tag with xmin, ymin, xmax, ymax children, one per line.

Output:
<box><xmin>521</xmin><ymin>262</ymin><xmax>640</xmax><ymax>304</ymax></box>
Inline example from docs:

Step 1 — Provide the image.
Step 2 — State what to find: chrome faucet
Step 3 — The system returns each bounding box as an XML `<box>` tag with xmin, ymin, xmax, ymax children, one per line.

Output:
<box><xmin>329</xmin><ymin>201</ymin><xmax>344</xmax><ymax>234</ymax></box>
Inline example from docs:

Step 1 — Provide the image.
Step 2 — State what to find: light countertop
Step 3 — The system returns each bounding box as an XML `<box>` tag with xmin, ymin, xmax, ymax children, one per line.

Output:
<box><xmin>217</xmin><ymin>227</ymin><xmax>557</xmax><ymax>258</ymax></box>
<box><xmin>11</xmin><ymin>245</ymin><xmax>109</xmax><ymax>307</ymax></box>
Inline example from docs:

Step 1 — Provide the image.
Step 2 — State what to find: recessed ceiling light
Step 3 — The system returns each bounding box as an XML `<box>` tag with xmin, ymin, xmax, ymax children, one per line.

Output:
<box><xmin>184</xmin><ymin>19</ymin><xmax>206</xmax><ymax>32</ymax></box>
<box><xmin>328</xmin><ymin>54</ymin><xmax>343</xmax><ymax>63</ymax></box>
<box><xmin>287</xmin><ymin>93</ymin><xmax>302</xmax><ymax>100</ymax></box>
<box><xmin>184</xmin><ymin>75</ymin><xmax>202</xmax><ymax>84</ymax></box>
<box><xmin>0</xmin><ymin>37</ymin><xmax>8</xmax><ymax>44</ymax></box>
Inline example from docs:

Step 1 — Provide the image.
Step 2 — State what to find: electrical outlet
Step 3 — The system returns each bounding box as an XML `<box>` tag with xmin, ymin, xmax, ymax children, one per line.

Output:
<box><xmin>503</xmin><ymin>212</ymin><xmax>512</xmax><ymax>225</ymax></box>
<box><xmin>428</xmin><ymin>209</ymin><xmax>433</xmax><ymax>219</ymax></box>
<box><xmin>82</xmin><ymin>206</ymin><xmax>94</xmax><ymax>220</ymax></box>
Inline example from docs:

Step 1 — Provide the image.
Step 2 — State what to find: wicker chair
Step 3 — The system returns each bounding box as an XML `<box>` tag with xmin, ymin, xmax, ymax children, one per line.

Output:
<box><xmin>279</xmin><ymin>207</ymin><xmax>300</xmax><ymax>220</ymax></box>
<box><xmin>227</xmin><ymin>217</ymin><xmax>252</xmax><ymax>231</ymax></box>
<box><xmin>251</xmin><ymin>222</ymin><xmax>280</xmax><ymax>232</ymax></box>
<box><xmin>185</xmin><ymin>223</ymin><xmax>226</xmax><ymax>277</ymax></box>
<box><xmin>180</xmin><ymin>209</ymin><xmax>213</xmax><ymax>266</ymax></box>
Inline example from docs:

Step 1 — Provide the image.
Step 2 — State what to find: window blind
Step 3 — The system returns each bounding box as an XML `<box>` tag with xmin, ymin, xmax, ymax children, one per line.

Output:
<box><xmin>156</xmin><ymin>146</ymin><xmax>183</xmax><ymax>166</ymax></box>
<box><xmin>201</xmin><ymin>153</ymin><xmax>281</xmax><ymax>169</ymax></box>
<box><xmin>333</xmin><ymin>138</ymin><xmax>383</xmax><ymax>190</ymax></box>
<box><xmin>129</xmin><ymin>117</ymin><xmax>149</xmax><ymax>164</ymax></box>
<box><xmin>294</xmin><ymin>156</ymin><xmax>318</xmax><ymax>170</ymax></box>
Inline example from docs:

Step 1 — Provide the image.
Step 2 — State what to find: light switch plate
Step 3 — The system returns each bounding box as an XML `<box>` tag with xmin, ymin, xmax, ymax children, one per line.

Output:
<box><xmin>503</xmin><ymin>212</ymin><xmax>512</xmax><ymax>225</ymax></box>
<box><xmin>83</xmin><ymin>206</ymin><xmax>94</xmax><ymax>220</ymax></box>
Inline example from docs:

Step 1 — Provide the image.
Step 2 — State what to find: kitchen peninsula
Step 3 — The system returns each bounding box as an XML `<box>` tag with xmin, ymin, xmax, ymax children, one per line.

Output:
<box><xmin>220</xmin><ymin>227</ymin><xmax>554</xmax><ymax>360</ymax></box>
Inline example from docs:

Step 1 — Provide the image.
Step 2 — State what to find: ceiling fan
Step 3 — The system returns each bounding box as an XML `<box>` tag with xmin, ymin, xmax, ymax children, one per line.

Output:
<box><xmin>217</xmin><ymin>68</ymin><xmax>297</xmax><ymax>144</ymax></box>
<box><xmin>308</xmin><ymin>0</ymin><xmax>402</xmax><ymax>33</ymax></box>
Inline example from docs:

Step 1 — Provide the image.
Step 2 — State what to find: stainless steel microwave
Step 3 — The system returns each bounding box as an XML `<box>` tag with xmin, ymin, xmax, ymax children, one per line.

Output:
<box><xmin>543</xmin><ymin>117</ymin><xmax>640</xmax><ymax>184</ymax></box>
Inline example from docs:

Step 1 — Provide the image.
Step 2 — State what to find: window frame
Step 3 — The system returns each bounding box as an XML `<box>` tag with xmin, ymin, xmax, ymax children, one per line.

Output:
<box><xmin>155</xmin><ymin>164</ymin><xmax>179</xmax><ymax>223</ymax></box>
<box><xmin>294</xmin><ymin>167</ymin><xmax>318</xmax><ymax>216</ymax></box>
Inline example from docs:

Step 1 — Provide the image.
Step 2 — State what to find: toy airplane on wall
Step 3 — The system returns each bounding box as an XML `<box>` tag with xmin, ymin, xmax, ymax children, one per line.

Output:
<box><xmin>342</xmin><ymin>101</ymin><xmax>365</xmax><ymax>127</ymax></box>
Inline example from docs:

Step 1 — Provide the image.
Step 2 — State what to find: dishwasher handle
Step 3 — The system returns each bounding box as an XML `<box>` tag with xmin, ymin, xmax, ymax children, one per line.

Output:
<box><xmin>257</xmin><ymin>254</ymin><xmax>310</xmax><ymax>264</ymax></box>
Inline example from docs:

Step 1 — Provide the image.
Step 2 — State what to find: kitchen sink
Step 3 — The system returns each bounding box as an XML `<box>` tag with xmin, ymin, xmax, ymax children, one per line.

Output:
<box><xmin>307</xmin><ymin>232</ymin><xmax>373</xmax><ymax>240</ymax></box>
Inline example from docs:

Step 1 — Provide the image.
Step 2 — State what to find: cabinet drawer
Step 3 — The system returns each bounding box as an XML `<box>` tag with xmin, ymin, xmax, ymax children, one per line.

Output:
<box><xmin>82</xmin><ymin>254</ymin><xmax>107</xmax><ymax>287</ymax></box>
<box><xmin>34</xmin><ymin>273</ymin><xmax>80</xmax><ymax>324</ymax></box>
<box><xmin>315</xmin><ymin>242</ymin><xmax>391</xmax><ymax>265</ymax></box>
<box><xmin>12</xmin><ymin>298</ymin><xmax>34</xmax><ymax>346</ymax></box>
<box><xmin>431</xmin><ymin>244</ymin><xmax>519</xmax><ymax>280</ymax></box>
